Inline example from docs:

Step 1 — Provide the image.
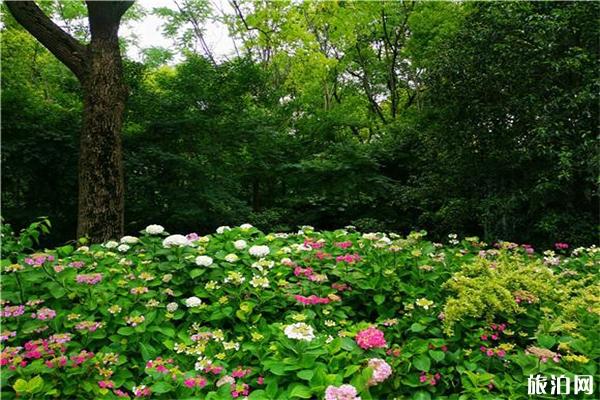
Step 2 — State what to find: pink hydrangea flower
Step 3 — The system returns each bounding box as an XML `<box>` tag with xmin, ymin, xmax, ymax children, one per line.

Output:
<box><xmin>304</xmin><ymin>239</ymin><xmax>324</xmax><ymax>249</ymax></box>
<box><xmin>31</xmin><ymin>307</ymin><xmax>56</xmax><ymax>320</ymax></box>
<box><xmin>231</xmin><ymin>367</ymin><xmax>251</xmax><ymax>378</ymax></box>
<box><xmin>183</xmin><ymin>376</ymin><xmax>207</xmax><ymax>389</ymax></box>
<box><xmin>230</xmin><ymin>383</ymin><xmax>249</xmax><ymax>398</ymax></box>
<box><xmin>114</xmin><ymin>389</ymin><xmax>130</xmax><ymax>398</ymax></box>
<box><xmin>98</xmin><ymin>380</ymin><xmax>115</xmax><ymax>389</ymax></box>
<box><xmin>336</xmin><ymin>254</ymin><xmax>362</xmax><ymax>264</ymax></box>
<box><xmin>133</xmin><ymin>385</ymin><xmax>151</xmax><ymax>397</ymax></box>
<box><xmin>355</xmin><ymin>327</ymin><xmax>387</xmax><ymax>350</ymax></box>
<box><xmin>294</xmin><ymin>295</ymin><xmax>331</xmax><ymax>305</ymax></box>
<box><xmin>367</xmin><ymin>358</ymin><xmax>392</xmax><ymax>385</ymax></box>
<box><xmin>0</xmin><ymin>331</ymin><xmax>16</xmax><ymax>342</ymax></box>
<box><xmin>69</xmin><ymin>261</ymin><xmax>85</xmax><ymax>269</ymax></box>
<box><xmin>325</xmin><ymin>384</ymin><xmax>361</xmax><ymax>400</ymax></box>
<box><xmin>76</xmin><ymin>273</ymin><xmax>103</xmax><ymax>285</ymax></box>
<box><xmin>1</xmin><ymin>305</ymin><xmax>25</xmax><ymax>318</ymax></box>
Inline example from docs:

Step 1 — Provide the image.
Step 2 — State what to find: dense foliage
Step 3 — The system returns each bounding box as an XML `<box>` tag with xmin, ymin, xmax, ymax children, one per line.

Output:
<box><xmin>2</xmin><ymin>1</ymin><xmax>598</xmax><ymax>247</ymax></box>
<box><xmin>1</xmin><ymin>221</ymin><xmax>598</xmax><ymax>399</ymax></box>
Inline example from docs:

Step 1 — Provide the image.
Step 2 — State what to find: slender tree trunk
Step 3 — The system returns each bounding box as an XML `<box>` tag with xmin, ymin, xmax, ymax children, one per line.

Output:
<box><xmin>77</xmin><ymin>25</ymin><xmax>127</xmax><ymax>240</ymax></box>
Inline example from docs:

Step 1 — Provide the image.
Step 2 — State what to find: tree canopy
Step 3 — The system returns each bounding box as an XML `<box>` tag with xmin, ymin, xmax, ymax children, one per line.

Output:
<box><xmin>1</xmin><ymin>0</ymin><xmax>598</xmax><ymax>248</ymax></box>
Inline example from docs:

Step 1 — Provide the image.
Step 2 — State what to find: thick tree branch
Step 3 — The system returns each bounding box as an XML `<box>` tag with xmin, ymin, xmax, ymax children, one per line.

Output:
<box><xmin>86</xmin><ymin>1</ymin><xmax>134</xmax><ymax>40</ymax></box>
<box><xmin>4</xmin><ymin>1</ymin><xmax>87</xmax><ymax>80</ymax></box>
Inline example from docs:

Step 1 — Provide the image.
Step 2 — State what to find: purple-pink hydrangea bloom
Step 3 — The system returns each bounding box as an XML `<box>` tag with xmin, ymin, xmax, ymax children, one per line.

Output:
<box><xmin>367</xmin><ymin>358</ymin><xmax>392</xmax><ymax>385</ymax></box>
<box><xmin>325</xmin><ymin>384</ymin><xmax>361</xmax><ymax>400</ymax></box>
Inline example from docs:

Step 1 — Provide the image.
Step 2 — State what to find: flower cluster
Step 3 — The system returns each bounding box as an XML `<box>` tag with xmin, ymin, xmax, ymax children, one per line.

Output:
<box><xmin>367</xmin><ymin>358</ymin><xmax>392</xmax><ymax>385</ymax></box>
<box><xmin>76</xmin><ymin>273</ymin><xmax>103</xmax><ymax>285</ymax></box>
<box><xmin>335</xmin><ymin>254</ymin><xmax>362</xmax><ymax>263</ymax></box>
<box><xmin>294</xmin><ymin>294</ymin><xmax>331</xmax><ymax>305</ymax></box>
<box><xmin>325</xmin><ymin>384</ymin><xmax>361</xmax><ymax>400</ymax></box>
<box><xmin>283</xmin><ymin>323</ymin><xmax>315</xmax><ymax>341</ymax></box>
<box><xmin>355</xmin><ymin>327</ymin><xmax>387</xmax><ymax>350</ymax></box>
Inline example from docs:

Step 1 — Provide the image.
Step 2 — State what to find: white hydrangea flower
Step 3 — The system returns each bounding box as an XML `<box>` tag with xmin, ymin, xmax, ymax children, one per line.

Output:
<box><xmin>117</xmin><ymin>244</ymin><xmax>130</xmax><ymax>252</ymax></box>
<box><xmin>120</xmin><ymin>236</ymin><xmax>139</xmax><ymax>244</ymax></box>
<box><xmin>250</xmin><ymin>275</ymin><xmax>270</xmax><ymax>288</ymax></box>
<box><xmin>283</xmin><ymin>323</ymin><xmax>315</xmax><ymax>341</ymax></box>
<box><xmin>163</xmin><ymin>234</ymin><xmax>191</xmax><ymax>248</ymax></box>
<box><xmin>185</xmin><ymin>297</ymin><xmax>202</xmax><ymax>308</ymax></box>
<box><xmin>166</xmin><ymin>302</ymin><xmax>178</xmax><ymax>312</ymax></box>
<box><xmin>222</xmin><ymin>341</ymin><xmax>240</xmax><ymax>351</ymax></box>
<box><xmin>104</xmin><ymin>240</ymin><xmax>119</xmax><ymax>249</ymax></box>
<box><xmin>224</xmin><ymin>271</ymin><xmax>245</xmax><ymax>285</ymax></box>
<box><xmin>76</xmin><ymin>246</ymin><xmax>89</xmax><ymax>253</ymax></box>
<box><xmin>145</xmin><ymin>224</ymin><xmax>165</xmax><ymax>235</ymax></box>
<box><xmin>119</xmin><ymin>258</ymin><xmax>133</xmax><ymax>266</ymax></box>
<box><xmin>362</xmin><ymin>233</ymin><xmax>380</xmax><ymax>240</ymax></box>
<box><xmin>240</xmin><ymin>223</ymin><xmax>253</xmax><ymax>230</ymax></box>
<box><xmin>224</xmin><ymin>254</ymin><xmax>239</xmax><ymax>263</ymax></box>
<box><xmin>296</xmin><ymin>244</ymin><xmax>312</xmax><ymax>252</ymax></box>
<box><xmin>216</xmin><ymin>375</ymin><xmax>235</xmax><ymax>387</ymax></box>
<box><xmin>195</xmin><ymin>255</ymin><xmax>213</xmax><ymax>267</ymax></box>
<box><xmin>249</xmin><ymin>245</ymin><xmax>270</xmax><ymax>258</ymax></box>
<box><xmin>234</xmin><ymin>239</ymin><xmax>247</xmax><ymax>250</ymax></box>
<box><xmin>216</xmin><ymin>226</ymin><xmax>231</xmax><ymax>234</ymax></box>
<box><xmin>251</xmin><ymin>259</ymin><xmax>274</xmax><ymax>272</ymax></box>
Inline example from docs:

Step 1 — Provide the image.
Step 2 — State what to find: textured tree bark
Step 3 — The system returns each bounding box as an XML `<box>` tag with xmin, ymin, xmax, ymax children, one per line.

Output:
<box><xmin>5</xmin><ymin>1</ymin><xmax>133</xmax><ymax>242</ymax></box>
<box><xmin>76</xmin><ymin>4</ymin><xmax>129</xmax><ymax>241</ymax></box>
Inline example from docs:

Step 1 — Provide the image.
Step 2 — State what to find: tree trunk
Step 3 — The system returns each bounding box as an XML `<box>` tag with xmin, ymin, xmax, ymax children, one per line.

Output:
<box><xmin>77</xmin><ymin>21</ymin><xmax>127</xmax><ymax>241</ymax></box>
<box><xmin>6</xmin><ymin>1</ymin><xmax>133</xmax><ymax>243</ymax></box>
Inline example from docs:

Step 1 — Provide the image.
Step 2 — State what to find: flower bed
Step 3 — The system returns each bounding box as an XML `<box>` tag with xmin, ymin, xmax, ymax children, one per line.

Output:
<box><xmin>0</xmin><ymin>222</ymin><xmax>598</xmax><ymax>399</ymax></box>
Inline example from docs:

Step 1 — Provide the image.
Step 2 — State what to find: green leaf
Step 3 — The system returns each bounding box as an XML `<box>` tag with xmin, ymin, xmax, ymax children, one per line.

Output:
<box><xmin>374</xmin><ymin>294</ymin><xmax>385</xmax><ymax>305</ymax></box>
<box><xmin>151</xmin><ymin>381</ymin><xmax>173</xmax><ymax>394</ymax></box>
<box><xmin>190</xmin><ymin>268</ymin><xmax>204</xmax><ymax>279</ymax></box>
<box><xmin>140</xmin><ymin>342</ymin><xmax>156</xmax><ymax>361</ymax></box>
<box><xmin>28</xmin><ymin>376</ymin><xmax>43</xmax><ymax>393</ymax></box>
<box><xmin>13</xmin><ymin>379</ymin><xmax>28</xmax><ymax>393</ymax></box>
<box><xmin>413</xmin><ymin>355</ymin><xmax>431</xmax><ymax>372</ymax></box>
<box><xmin>343</xmin><ymin>365</ymin><xmax>361</xmax><ymax>378</ymax></box>
<box><xmin>410</xmin><ymin>323</ymin><xmax>426</xmax><ymax>333</ymax></box>
<box><xmin>160</xmin><ymin>327</ymin><xmax>175</xmax><ymax>337</ymax></box>
<box><xmin>266</xmin><ymin>380</ymin><xmax>278</xmax><ymax>398</ymax></box>
<box><xmin>429</xmin><ymin>350</ymin><xmax>445</xmax><ymax>362</ymax></box>
<box><xmin>248</xmin><ymin>390</ymin><xmax>267</xmax><ymax>400</ymax></box>
<box><xmin>56</xmin><ymin>245</ymin><xmax>74</xmax><ymax>257</ymax></box>
<box><xmin>48</xmin><ymin>282</ymin><xmax>66</xmax><ymax>299</ymax></box>
<box><xmin>538</xmin><ymin>335</ymin><xmax>556</xmax><ymax>349</ymax></box>
<box><xmin>236</xmin><ymin>309</ymin><xmax>247</xmax><ymax>321</ymax></box>
<box><xmin>414</xmin><ymin>390</ymin><xmax>432</xmax><ymax>400</ymax></box>
<box><xmin>289</xmin><ymin>384</ymin><xmax>312</xmax><ymax>398</ymax></box>
<box><xmin>341</xmin><ymin>337</ymin><xmax>358</xmax><ymax>351</ymax></box>
<box><xmin>297</xmin><ymin>369</ymin><xmax>314</xmax><ymax>381</ymax></box>
<box><xmin>117</xmin><ymin>327</ymin><xmax>135</xmax><ymax>336</ymax></box>
<box><xmin>263</xmin><ymin>361</ymin><xmax>287</xmax><ymax>376</ymax></box>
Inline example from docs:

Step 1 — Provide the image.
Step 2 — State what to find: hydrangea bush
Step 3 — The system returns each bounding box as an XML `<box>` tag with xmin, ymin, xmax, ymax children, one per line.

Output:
<box><xmin>0</xmin><ymin>220</ymin><xmax>598</xmax><ymax>399</ymax></box>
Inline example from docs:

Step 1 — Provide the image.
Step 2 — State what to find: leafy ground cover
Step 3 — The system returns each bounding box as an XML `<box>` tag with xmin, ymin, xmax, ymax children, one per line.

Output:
<box><xmin>0</xmin><ymin>220</ymin><xmax>598</xmax><ymax>399</ymax></box>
